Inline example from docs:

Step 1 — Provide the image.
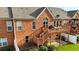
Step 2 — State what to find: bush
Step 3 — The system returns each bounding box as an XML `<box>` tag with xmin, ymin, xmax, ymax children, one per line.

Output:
<box><xmin>61</xmin><ymin>36</ymin><xmax>66</xmax><ymax>41</ymax></box>
<box><xmin>47</xmin><ymin>45</ymin><xmax>55</xmax><ymax>51</ymax></box>
<box><xmin>0</xmin><ymin>46</ymin><xmax>15</xmax><ymax>51</ymax></box>
<box><xmin>47</xmin><ymin>42</ymin><xmax>59</xmax><ymax>47</ymax></box>
<box><xmin>39</xmin><ymin>46</ymin><xmax>48</xmax><ymax>51</ymax></box>
<box><xmin>77</xmin><ymin>36</ymin><xmax>79</xmax><ymax>41</ymax></box>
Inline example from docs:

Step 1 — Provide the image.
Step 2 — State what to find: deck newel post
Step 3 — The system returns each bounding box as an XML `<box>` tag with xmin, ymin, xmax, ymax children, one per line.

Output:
<box><xmin>59</xmin><ymin>31</ymin><xmax>62</xmax><ymax>46</ymax></box>
<box><xmin>42</xmin><ymin>34</ymin><xmax>44</xmax><ymax>46</ymax></box>
<box><xmin>49</xmin><ymin>29</ymin><xmax>52</xmax><ymax>46</ymax></box>
<box><xmin>59</xmin><ymin>34</ymin><xmax>61</xmax><ymax>46</ymax></box>
<box><xmin>50</xmin><ymin>36</ymin><xmax>51</xmax><ymax>46</ymax></box>
<box><xmin>68</xmin><ymin>34</ymin><xmax>69</xmax><ymax>42</ymax></box>
<box><xmin>37</xmin><ymin>38</ymin><xmax>39</xmax><ymax>49</ymax></box>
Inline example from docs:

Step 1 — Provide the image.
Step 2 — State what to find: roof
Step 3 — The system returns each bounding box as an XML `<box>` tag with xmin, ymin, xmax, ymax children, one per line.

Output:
<box><xmin>47</xmin><ymin>7</ymin><xmax>70</xmax><ymax>19</ymax></box>
<box><xmin>12</xmin><ymin>7</ymin><xmax>45</xmax><ymax>19</ymax></box>
<box><xmin>0</xmin><ymin>7</ymin><xmax>76</xmax><ymax>20</ymax></box>
<box><xmin>12</xmin><ymin>7</ymin><xmax>70</xmax><ymax>19</ymax></box>
<box><xmin>67</xmin><ymin>10</ymin><xmax>78</xmax><ymax>17</ymax></box>
<box><xmin>0</xmin><ymin>7</ymin><xmax>9</xmax><ymax>18</ymax></box>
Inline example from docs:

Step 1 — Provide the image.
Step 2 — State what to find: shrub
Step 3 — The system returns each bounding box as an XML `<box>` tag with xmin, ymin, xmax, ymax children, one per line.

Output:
<box><xmin>47</xmin><ymin>42</ymin><xmax>59</xmax><ymax>47</ymax></box>
<box><xmin>47</xmin><ymin>45</ymin><xmax>56</xmax><ymax>51</ymax></box>
<box><xmin>0</xmin><ymin>46</ymin><xmax>15</xmax><ymax>51</ymax></box>
<box><xmin>77</xmin><ymin>36</ymin><xmax>79</xmax><ymax>41</ymax></box>
<box><xmin>61</xmin><ymin>36</ymin><xmax>66</xmax><ymax>41</ymax></box>
<box><xmin>39</xmin><ymin>46</ymin><xmax>48</xmax><ymax>51</ymax></box>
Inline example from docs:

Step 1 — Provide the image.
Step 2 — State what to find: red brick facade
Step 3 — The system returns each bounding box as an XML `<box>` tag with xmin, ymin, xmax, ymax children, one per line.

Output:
<box><xmin>0</xmin><ymin>7</ymin><xmax>79</xmax><ymax>49</ymax></box>
<box><xmin>0</xmin><ymin>20</ymin><xmax>14</xmax><ymax>46</ymax></box>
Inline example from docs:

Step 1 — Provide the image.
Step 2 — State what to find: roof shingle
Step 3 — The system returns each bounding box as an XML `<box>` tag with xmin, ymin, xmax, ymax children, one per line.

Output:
<box><xmin>67</xmin><ymin>10</ymin><xmax>78</xmax><ymax>17</ymax></box>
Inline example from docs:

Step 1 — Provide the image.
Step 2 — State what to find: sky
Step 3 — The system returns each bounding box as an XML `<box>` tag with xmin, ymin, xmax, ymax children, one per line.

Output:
<box><xmin>61</xmin><ymin>7</ymin><xmax>79</xmax><ymax>11</ymax></box>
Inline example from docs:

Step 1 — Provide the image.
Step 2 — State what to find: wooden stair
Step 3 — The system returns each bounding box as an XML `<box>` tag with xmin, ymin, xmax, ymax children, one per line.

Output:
<box><xmin>32</xmin><ymin>27</ymin><xmax>49</xmax><ymax>46</ymax></box>
<box><xmin>18</xmin><ymin>26</ymin><xmax>49</xmax><ymax>50</ymax></box>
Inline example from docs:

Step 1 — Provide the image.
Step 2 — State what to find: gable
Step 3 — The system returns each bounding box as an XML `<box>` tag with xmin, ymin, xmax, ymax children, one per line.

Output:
<box><xmin>67</xmin><ymin>10</ymin><xmax>77</xmax><ymax>17</ymax></box>
<box><xmin>48</xmin><ymin>7</ymin><xmax>69</xmax><ymax>19</ymax></box>
<box><xmin>36</xmin><ymin>8</ymin><xmax>54</xmax><ymax>19</ymax></box>
<box><xmin>73</xmin><ymin>12</ymin><xmax>79</xmax><ymax>19</ymax></box>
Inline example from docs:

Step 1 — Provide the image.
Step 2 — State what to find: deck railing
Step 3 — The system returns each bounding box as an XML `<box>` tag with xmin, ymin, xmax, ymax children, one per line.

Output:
<box><xmin>31</xmin><ymin>27</ymin><xmax>49</xmax><ymax>46</ymax></box>
<box><xmin>30</xmin><ymin>26</ymin><xmax>44</xmax><ymax>38</ymax></box>
<box><xmin>17</xmin><ymin>23</ymin><xmax>54</xmax><ymax>50</ymax></box>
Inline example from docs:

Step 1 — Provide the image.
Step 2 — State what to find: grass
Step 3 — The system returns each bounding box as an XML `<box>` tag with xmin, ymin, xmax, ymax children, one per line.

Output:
<box><xmin>57</xmin><ymin>44</ymin><xmax>79</xmax><ymax>51</ymax></box>
<box><xmin>0</xmin><ymin>45</ymin><xmax>15</xmax><ymax>51</ymax></box>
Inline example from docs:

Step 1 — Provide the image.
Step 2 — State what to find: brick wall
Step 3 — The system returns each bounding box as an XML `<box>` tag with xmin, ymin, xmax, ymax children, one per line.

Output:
<box><xmin>0</xmin><ymin>20</ymin><xmax>14</xmax><ymax>46</ymax></box>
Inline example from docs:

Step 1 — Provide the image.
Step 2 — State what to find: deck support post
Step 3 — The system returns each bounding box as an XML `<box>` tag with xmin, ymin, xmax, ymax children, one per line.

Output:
<box><xmin>59</xmin><ymin>34</ymin><xmax>61</xmax><ymax>46</ymax></box>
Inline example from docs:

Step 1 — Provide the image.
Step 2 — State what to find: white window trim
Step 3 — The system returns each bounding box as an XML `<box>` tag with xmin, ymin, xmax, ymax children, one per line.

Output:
<box><xmin>54</xmin><ymin>20</ymin><xmax>62</xmax><ymax>28</ymax></box>
<box><xmin>16</xmin><ymin>21</ymin><xmax>23</xmax><ymax>31</ymax></box>
<box><xmin>54</xmin><ymin>26</ymin><xmax>62</xmax><ymax>29</ymax></box>
<box><xmin>43</xmin><ymin>18</ymin><xmax>48</xmax><ymax>27</ymax></box>
<box><xmin>6</xmin><ymin>21</ymin><xmax>13</xmax><ymax>32</ymax></box>
<box><xmin>0</xmin><ymin>38</ymin><xmax>8</xmax><ymax>47</ymax></box>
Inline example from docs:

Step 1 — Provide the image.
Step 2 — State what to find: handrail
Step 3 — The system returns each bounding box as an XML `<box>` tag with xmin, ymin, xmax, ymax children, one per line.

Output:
<box><xmin>32</xmin><ymin>27</ymin><xmax>49</xmax><ymax>45</ymax></box>
<box><xmin>15</xmin><ymin>26</ymin><xmax>44</xmax><ymax>49</ymax></box>
<box><xmin>30</xmin><ymin>22</ymin><xmax>52</xmax><ymax>37</ymax></box>
<box><xmin>30</xmin><ymin>26</ymin><xmax>44</xmax><ymax>37</ymax></box>
<box><xmin>18</xmin><ymin>24</ymin><xmax>52</xmax><ymax>49</ymax></box>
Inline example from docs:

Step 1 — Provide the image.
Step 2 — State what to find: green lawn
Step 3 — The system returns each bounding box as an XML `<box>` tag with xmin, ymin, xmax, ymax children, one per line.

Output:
<box><xmin>57</xmin><ymin>44</ymin><xmax>79</xmax><ymax>51</ymax></box>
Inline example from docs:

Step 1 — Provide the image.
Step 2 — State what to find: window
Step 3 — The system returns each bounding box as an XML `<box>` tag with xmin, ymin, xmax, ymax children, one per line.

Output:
<box><xmin>0</xmin><ymin>40</ymin><xmax>2</xmax><ymax>46</ymax></box>
<box><xmin>54</xmin><ymin>20</ymin><xmax>62</xmax><ymax>27</ymax></box>
<box><xmin>72</xmin><ymin>20</ymin><xmax>74</xmax><ymax>25</ymax></box>
<box><xmin>32</xmin><ymin>21</ymin><xmax>36</xmax><ymax>29</ymax></box>
<box><xmin>56</xmin><ymin>15</ymin><xmax>60</xmax><ymax>19</ymax></box>
<box><xmin>0</xmin><ymin>38</ymin><xmax>8</xmax><ymax>47</ymax></box>
<box><xmin>6</xmin><ymin>21</ymin><xmax>13</xmax><ymax>32</ymax></box>
<box><xmin>57</xmin><ymin>21</ymin><xmax>59</xmax><ymax>27</ymax></box>
<box><xmin>54</xmin><ymin>21</ymin><xmax>58</xmax><ymax>27</ymax></box>
<box><xmin>54</xmin><ymin>21</ymin><xmax>55</xmax><ymax>26</ymax></box>
<box><xmin>59</xmin><ymin>21</ymin><xmax>62</xmax><ymax>26</ymax></box>
<box><xmin>3</xmin><ymin>38</ymin><xmax>8</xmax><ymax>46</ymax></box>
<box><xmin>43</xmin><ymin>18</ymin><xmax>48</xmax><ymax>28</ymax></box>
<box><xmin>16</xmin><ymin>21</ymin><xmax>22</xmax><ymax>31</ymax></box>
<box><xmin>72</xmin><ymin>19</ymin><xmax>78</xmax><ymax>25</ymax></box>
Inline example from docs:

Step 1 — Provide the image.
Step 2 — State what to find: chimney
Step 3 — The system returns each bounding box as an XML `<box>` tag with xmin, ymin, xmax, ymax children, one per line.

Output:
<box><xmin>7</xmin><ymin>7</ymin><xmax>13</xmax><ymax>20</ymax></box>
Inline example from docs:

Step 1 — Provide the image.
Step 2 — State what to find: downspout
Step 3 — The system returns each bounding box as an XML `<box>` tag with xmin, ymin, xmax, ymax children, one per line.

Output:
<box><xmin>8</xmin><ymin>7</ymin><xmax>19</xmax><ymax>51</ymax></box>
<box><xmin>8</xmin><ymin>7</ymin><xmax>15</xmax><ymax>40</ymax></box>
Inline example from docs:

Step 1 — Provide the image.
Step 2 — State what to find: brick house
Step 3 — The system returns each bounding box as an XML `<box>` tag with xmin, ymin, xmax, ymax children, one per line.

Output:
<box><xmin>67</xmin><ymin>10</ymin><xmax>79</xmax><ymax>34</ymax></box>
<box><xmin>0</xmin><ymin>7</ymin><xmax>79</xmax><ymax>50</ymax></box>
<box><xmin>0</xmin><ymin>7</ymin><xmax>14</xmax><ymax>47</ymax></box>
<box><xmin>11</xmin><ymin>7</ymin><xmax>71</xmax><ymax>48</ymax></box>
